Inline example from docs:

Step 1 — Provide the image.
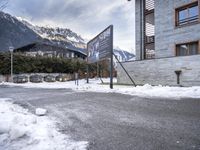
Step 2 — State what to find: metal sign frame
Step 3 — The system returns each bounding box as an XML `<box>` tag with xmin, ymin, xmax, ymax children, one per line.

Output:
<box><xmin>87</xmin><ymin>25</ymin><xmax>114</xmax><ymax>89</ymax></box>
<box><xmin>87</xmin><ymin>25</ymin><xmax>113</xmax><ymax>63</ymax></box>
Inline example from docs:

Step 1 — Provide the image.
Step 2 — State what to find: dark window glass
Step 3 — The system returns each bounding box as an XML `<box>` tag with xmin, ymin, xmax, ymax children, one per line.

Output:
<box><xmin>189</xmin><ymin>43</ymin><xmax>198</xmax><ymax>55</ymax></box>
<box><xmin>176</xmin><ymin>42</ymin><xmax>198</xmax><ymax>56</ymax></box>
<box><xmin>179</xmin><ymin>44</ymin><xmax>188</xmax><ymax>56</ymax></box>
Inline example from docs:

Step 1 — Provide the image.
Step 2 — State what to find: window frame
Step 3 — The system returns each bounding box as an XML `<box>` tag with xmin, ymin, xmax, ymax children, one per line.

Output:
<box><xmin>176</xmin><ymin>41</ymin><xmax>199</xmax><ymax>56</ymax></box>
<box><xmin>175</xmin><ymin>1</ymin><xmax>200</xmax><ymax>27</ymax></box>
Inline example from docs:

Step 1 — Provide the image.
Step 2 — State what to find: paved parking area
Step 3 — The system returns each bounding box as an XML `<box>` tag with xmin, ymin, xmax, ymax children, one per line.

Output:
<box><xmin>0</xmin><ymin>86</ymin><xmax>200</xmax><ymax>150</ymax></box>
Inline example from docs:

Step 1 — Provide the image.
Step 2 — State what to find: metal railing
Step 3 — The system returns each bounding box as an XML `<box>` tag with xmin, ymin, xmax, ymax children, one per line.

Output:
<box><xmin>177</xmin><ymin>15</ymin><xmax>199</xmax><ymax>26</ymax></box>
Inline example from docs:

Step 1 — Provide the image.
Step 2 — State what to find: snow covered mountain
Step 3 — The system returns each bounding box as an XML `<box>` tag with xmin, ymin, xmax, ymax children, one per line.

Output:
<box><xmin>114</xmin><ymin>47</ymin><xmax>135</xmax><ymax>62</ymax></box>
<box><xmin>17</xmin><ymin>17</ymin><xmax>86</xmax><ymax>50</ymax></box>
<box><xmin>0</xmin><ymin>11</ymin><xmax>86</xmax><ymax>52</ymax></box>
<box><xmin>0</xmin><ymin>11</ymin><xmax>134</xmax><ymax>61</ymax></box>
<box><xmin>16</xmin><ymin>17</ymin><xmax>135</xmax><ymax>61</ymax></box>
<box><xmin>0</xmin><ymin>11</ymin><xmax>40</xmax><ymax>51</ymax></box>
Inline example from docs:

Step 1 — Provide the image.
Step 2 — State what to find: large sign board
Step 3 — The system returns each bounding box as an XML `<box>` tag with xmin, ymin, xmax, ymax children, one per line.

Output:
<box><xmin>87</xmin><ymin>25</ymin><xmax>113</xmax><ymax>63</ymax></box>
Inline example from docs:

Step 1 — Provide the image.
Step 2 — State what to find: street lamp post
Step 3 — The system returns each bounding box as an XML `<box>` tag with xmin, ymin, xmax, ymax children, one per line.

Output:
<box><xmin>9</xmin><ymin>46</ymin><xmax>14</xmax><ymax>82</ymax></box>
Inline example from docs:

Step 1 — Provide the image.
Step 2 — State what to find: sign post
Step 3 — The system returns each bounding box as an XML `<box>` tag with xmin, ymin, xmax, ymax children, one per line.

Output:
<box><xmin>9</xmin><ymin>46</ymin><xmax>14</xmax><ymax>82</ymax></box>
<box><xmin>86</xmin><ymin>63</ymin><xmax>89</xmax><ymax>83</ymax></box>
<box><xmin>87</xmin><ymin>25</ymin><xmax>114</xmax><ymax>89</ymax></box>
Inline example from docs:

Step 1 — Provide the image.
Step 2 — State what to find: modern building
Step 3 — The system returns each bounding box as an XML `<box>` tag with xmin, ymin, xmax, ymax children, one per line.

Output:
<box><xmin>117</xmin><ymin>0</ymin><xmax>200</xmax><ymax>86</ymax></box>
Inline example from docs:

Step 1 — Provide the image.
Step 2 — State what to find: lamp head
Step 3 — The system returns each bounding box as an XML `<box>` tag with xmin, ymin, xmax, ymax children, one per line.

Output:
<box><xmin>9</xmin><ymin>46</ymin><xmax>14</xmax><ymax>52</ymax></box>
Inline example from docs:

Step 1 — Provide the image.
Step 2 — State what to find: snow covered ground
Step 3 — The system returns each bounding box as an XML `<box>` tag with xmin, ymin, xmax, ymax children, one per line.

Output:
<box><xmin>1</xmin><ymin>78</ymin><xmax>200</xmax><ymax>99</ymax></box>
<box><xmin>0</xmin><ymin>99</ymin><xmax>88</xmax><ymax>150</ymax></box>
<box><xmin>0</xmin><ymin>79</ymin><xmax>199</xmax><ymax>150</ymax></box>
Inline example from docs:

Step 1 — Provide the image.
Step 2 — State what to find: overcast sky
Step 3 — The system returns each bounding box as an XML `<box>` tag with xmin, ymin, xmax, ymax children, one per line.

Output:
<box><xmin>5</xmin><ymin>0</ymin><xmax>135</xmax><ymax>53</ymax></box>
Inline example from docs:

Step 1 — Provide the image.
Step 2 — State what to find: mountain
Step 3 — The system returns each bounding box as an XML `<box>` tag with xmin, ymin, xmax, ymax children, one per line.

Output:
<box><xmin>0</xmin><ymin>11</ymin><xmax>40</xmax><ymax>51</ymax></box>
<box><xmin>0</xmin><ymin>11</ymin><xmax>86</xmax><ymax>52</ymax></box>
<box><xmin>17</xmin><ymin>17</ymin><xmax>86</xmax><ymax>52</ymax></box>
<box><xmin>0</xmin><ymin>11</ymin><xmax>135</xmax><ymax>61</ymax></box>
<box><xmin>114</xmin><ymin>47</ymin><xmax>135</xmax><ymax>62</ymax></box>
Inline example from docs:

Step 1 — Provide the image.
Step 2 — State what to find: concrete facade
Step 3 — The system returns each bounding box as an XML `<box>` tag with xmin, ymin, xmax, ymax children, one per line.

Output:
<box><xmin>155</xmin><ymin>0</ymin><xmax>200</xmax><ymax>58</ymax></box>
<box><xmin>135</xmin><ymin>0</ymin><xmax>200</xmax><ymax>59</ymax></box>
<box><xmin>135</xmin><ymin>0</ymin><xmax>145</xmax><ymax>60</ymax></box>
<box><xmin>117</xmin><ymin>0</ymin><xmax>200</xmax><ymax>86</ymax></box>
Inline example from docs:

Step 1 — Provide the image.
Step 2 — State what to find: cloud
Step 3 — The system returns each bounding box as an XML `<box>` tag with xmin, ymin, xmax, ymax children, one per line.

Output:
<box><xmin>5</xmin><ymin>0</ymin><xmax>135</xmax><ymax>53</ymax></box>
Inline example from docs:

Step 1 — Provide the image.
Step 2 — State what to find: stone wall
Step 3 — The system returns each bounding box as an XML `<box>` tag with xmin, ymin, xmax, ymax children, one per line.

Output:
<box><xmin>0</xmin><ymin>73</ymin><xmax>73</xmax><ymax>82</ymax></box>
<box><xmin>117</xmin><ymin>55</ymin><xmax>200</xmax><ymax>86</ymax></box>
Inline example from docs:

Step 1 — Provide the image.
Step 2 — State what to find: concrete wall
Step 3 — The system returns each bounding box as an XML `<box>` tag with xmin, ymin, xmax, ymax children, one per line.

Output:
<box><xmin>135</xmin><ymin>0</ymin><xmax>145</xmax><ymax>60</ymax></box>
<box><xmin>155</xmin><ymin>0</ymin><xmax>200</xmax><ymax>58</ymax></box>
<box><xmin>117</xmin><ymin>55</ymin><xmax>200</xmax><ymax>86</ymax></box>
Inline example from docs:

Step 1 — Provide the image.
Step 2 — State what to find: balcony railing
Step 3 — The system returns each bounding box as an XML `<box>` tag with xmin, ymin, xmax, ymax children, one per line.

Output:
<box><xmin>177</xmin><ymin>15</ymin><xmax>199</xmax><ymax>26</ymax></box>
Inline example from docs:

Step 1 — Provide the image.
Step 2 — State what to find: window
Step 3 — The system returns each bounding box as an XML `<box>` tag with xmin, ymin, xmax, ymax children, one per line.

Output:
<box><xmin>176</xmin><ymin>42</ymin><xmax>199</xmax><ymax>56</ymax></box>
<box><xmin>66</xmin><ymin>53</ymin><xmax>70</xmax><ymax>58</ymax></box>
<box><xmin>176</xmin><ymin>1</ymin><xmax>199</xmax><ymax>26</ymax></box>
<box><xmin>71</xmin><ymin>52</ymin><xmax>74</xmax><ymax>58</ymax></box>
<box><xmin>144</xmin><ymin>0</ymin><xmax>155</xmax><ymax>60</ymax></box>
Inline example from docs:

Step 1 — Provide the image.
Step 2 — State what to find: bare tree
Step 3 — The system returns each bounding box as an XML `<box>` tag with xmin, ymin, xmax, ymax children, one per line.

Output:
<box><xmin>0</xmin><ymin>0</ymin><xmax>8</xmax><ymax>10</ymax></box>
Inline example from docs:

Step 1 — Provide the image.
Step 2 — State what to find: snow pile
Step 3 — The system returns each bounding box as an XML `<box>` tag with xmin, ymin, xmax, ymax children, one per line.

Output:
<box><xmin>35</xmin><ymin>108</ymin><xmax>47</xmax><ymax>116</ymax></box>
<box><xmin>75</xmin><ymin>81</ymin><xmax>200</xmax><ymax>99</ymax></box>
<box><xmin>0</xmin><ymin>99</ymin><xmax>88</xmax><ymax>150</ymax></box>
<box><xmin>2</xmin><ymin>78</ymin><xmax>200</xmax><ymax>99</ymax></box>
<box><xmin>114</xmin><ymin>84</ymin><xmax>200</xmax><ymax>99</ymax></box>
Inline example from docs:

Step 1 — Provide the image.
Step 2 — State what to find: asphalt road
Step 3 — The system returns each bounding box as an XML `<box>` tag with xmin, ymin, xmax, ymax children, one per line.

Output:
<box><xmin>0</xmin><ymin>85</ymin><xmax>200</xmax><ymax>150</ymax></box>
